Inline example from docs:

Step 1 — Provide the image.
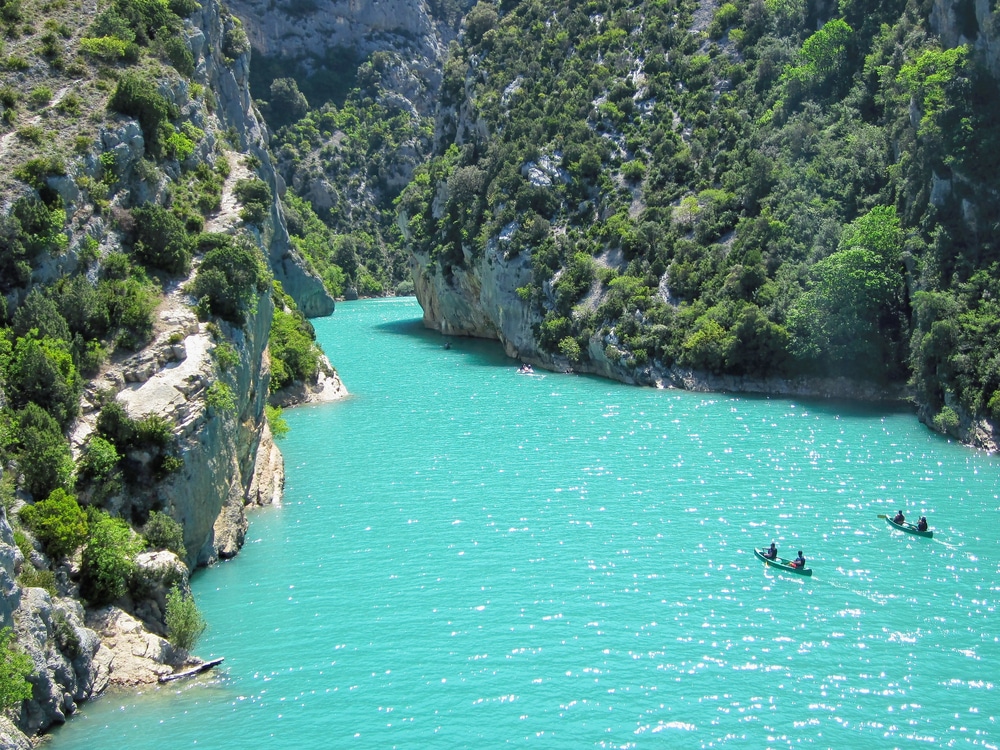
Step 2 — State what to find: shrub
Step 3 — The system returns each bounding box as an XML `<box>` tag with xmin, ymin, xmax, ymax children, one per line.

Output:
<box><xmin>189</xmin><ymin>235</ymin><xmax>270</xmax><ymax>325</ymax></box>
<box><xmin>222</xmin><ymin>24</ymin><xmax>249</xmax><ymax>61</ymax></box>
<box><xmin>129</xmin><ymin>204</ymin><xmax>192</xmax><ymax>275</ymax></box>
<box><xmin>108</xmin><ymin>72</ymin><xmax>177</xmax><ymax>154</ymax></box>
<box><xmin>80</xmin><ymin>510</ymin><xmax>143</xmax><ymax>605</ymax></box>
<box><xmin>164</xmin><ymin>585</ymin><xmax>205</xmax><ymax>651</ymax></box>
<box><xmin>79</xmin><ymin>36</ymin><xmax>130</xmax><ymax>59</ymax></box>
<box><xmin>206</xmin><ymin>381</ymin><xmax>236</xmax><ymax>413</ymax></box>
<box><xmin>19</xmin><ymin>488</ymin><xmax>88</xmax><ymax>559</ymax></box>
<box><xmin>234</xmin><ymin>178</ymin><xmax>272</xmax><ymax>226</ymax></box>
<box><xmin>78</xmin><ymin>435</ymin><xmax>120</xmax><ymax>480</ymax></box>
<box><xmin>265</xmin><ymin>404</ymin><xmax>289</xmax><ymax>439</ymax></box>
<box><xmin>28</xmin><ymin>86</ymin><xmax>52</xmax><ymax>107</ymax></box>
<box><xmin>269</xmin><ymin>306</ymin><xmax>319</xmax><ymax>391</ymax></box>
<box><xmin>933</xmin><ymin>406</ymin><xmax>960</xmax><ymax>435</ymax></box>
<box><xmin>3</xmin><ymin>334</ymin><xmax>82</xmax><ymax>429</ymax></box>
<box><xmin>143</xmin><ymin>511</ymin><xmax>185</xmax><ymax>556</ymax></box>
<box><xmin>213</xmin><ymin>341</ymin><xmax>239</xmax><ymax>371</ymax></box>
<box><xmin>0</xmin><ymin>627</ymin><xmax>33</xmax><ymax>711</ymax></box>
<box><xmin>18</xmin><ymin>567</ymin><xmax>57</xmax><ymax>596</ymax></box>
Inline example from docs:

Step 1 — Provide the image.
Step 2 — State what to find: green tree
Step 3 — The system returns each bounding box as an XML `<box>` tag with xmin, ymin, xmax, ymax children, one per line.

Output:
<box><xmin>13</xmin><ymin>403</ymin><xmax>74</xmax><ymax>500</ymax></box>
<box><xmin>788</xmin><ymin>206</ymin><xmax>903</xmax><ymax>376</ymax></box>
<box><xmin>164</xmin><ymin>585</ymin><xmax>206</xmax><ymax>651</ymax></box>
<box><xmin>20</xmin><ymin>488</ymin><xmax>88</xmax><ymax>560</ymax></box>
<box><xmin>2</xmin><ymin>334</ymin><xmax>82</xmax><ymax>429</ymax></box>
<box><xmin>189</xmin><ymin>235</ymin><xmax>271</xmax><ymax>324</ymax></box>
<box><xmin>130</xmin><ymin>204</ymin><xmax>192</xmax><ymax>275</ymax></box>
<box><xmin>81</xmin><ymin>510</ymin><xmax>144</xmax><ymax>605</ymax></box>
<box><xmin>0</xmin><ymin>627</ymin><xmax>33</xmax><ymax>710</ymax></box>
<box><xmin>143</xmin><ymin>511</ymin><xmax>186</xmax><ymax>557</ymax></box>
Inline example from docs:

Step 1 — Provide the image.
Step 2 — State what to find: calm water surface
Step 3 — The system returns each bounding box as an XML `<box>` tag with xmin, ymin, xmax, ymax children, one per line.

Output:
<box><xmin>49</xmin><ymin>298</ymin><xmax>1000</xmax><ymax>748</ymax></box>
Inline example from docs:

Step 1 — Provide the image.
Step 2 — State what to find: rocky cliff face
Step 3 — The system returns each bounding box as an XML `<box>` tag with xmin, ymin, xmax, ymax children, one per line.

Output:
<box><xmin>930</xmin><ymin>0</ymin><xmax>1000</xmax><ymax>76</ymax></box>
<box><xmin>227</xmin><ymin>0</ymin><xmax>448</xmax><ymax>89</ymax></box>
<box><xmin>0</xmin><ymin>0</ymin><xmax>337</xmax><ymax>743</ymax></box>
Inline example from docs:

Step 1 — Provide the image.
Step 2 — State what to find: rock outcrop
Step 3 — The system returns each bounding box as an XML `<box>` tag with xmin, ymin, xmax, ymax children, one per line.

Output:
<box><xmin>0</xmin><ymin>0</ymin><xmax>339</xmax><ymax>743</ymax></box>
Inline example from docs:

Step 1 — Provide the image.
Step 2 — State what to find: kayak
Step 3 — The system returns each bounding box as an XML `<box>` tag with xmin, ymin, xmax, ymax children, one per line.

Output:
<box><xmin>753</xmin><ymin>547</ymin><xmax>812</xmax><ymax>576</ymax></box>
<box><xmin>885</xmin><ymin>516</ymin><xmax>933</xmax><ymax>538</ymax></box>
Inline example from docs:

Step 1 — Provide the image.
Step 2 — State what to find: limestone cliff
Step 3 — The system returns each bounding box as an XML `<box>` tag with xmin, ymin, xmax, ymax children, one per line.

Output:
<box><xmin>0</xmin><ymin>0</ymin><xmax>337</xmax><ymax>743</ymax></box>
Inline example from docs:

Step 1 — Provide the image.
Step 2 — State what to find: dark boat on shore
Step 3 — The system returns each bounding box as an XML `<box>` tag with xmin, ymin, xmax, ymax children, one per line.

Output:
<box><xmin>884</xmin><ymin>516</ymin><xmax>933</xmax><ymax>538</ymax></box>
<box><xmin>753</xmin><ymin>547</ymin><xmax>812</xmax><ymax>576</ymax></box>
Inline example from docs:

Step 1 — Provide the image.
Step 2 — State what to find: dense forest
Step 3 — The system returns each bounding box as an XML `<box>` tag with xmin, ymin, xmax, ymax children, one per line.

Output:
<box><xmin>388</xmin><ymin>0</ymin><xmax>1000</xmax><ymax>439</ymax></box>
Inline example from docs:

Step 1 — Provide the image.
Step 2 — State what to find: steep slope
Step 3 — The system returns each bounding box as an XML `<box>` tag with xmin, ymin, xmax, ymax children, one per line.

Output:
<box><xmin>0</xmin><ymin>0</ymin><xmax>337</xmax><ymax>742</ymax></box>
<box><xmin>401</xmin><ymin>0</ymin><xmax>1000</xmax><ymax>449</ymax></box>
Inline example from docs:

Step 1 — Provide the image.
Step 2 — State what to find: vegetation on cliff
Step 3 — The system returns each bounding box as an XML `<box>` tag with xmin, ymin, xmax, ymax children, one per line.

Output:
<box><xmin>0</xmin><ymin>0</ymin><xmax>329</xmax><ymax>735</ymax></box>
<box><xmin>394</xmin><ymin>0</ymin><xmax>1000</xmax><ymax>438</ymax></box>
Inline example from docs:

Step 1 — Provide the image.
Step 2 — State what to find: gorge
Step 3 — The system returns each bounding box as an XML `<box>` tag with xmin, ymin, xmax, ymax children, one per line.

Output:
<box><xmin>1</xmin><ymin>0</ymin><xmax>999</xmax><ymax>746</ymax></box>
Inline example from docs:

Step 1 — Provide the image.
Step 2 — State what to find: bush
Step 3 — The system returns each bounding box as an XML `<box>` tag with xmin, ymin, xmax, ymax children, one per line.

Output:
<box><xmin>189</xmin><ymin>235</ymin><xmax>270</xmax><ymax>324</ymax></box>
<box><xmin>17</xmin><ymin>567</ymin><xmax>57</xmax><ymax>596</ymax></box>
<box><xmin>81</xmin><ymin>510</ymin><xmax>143</xmax><ymax>605</ymax></box>
<box><xmin>234</xmin><ymin>179</ymin><xmax>272</xmax><ymax>226</ymax></box>
<box><xmin>14</xmin><ymin>404</ymin><xmax>74</xmax><ymax>500</ymax></box>
<box><xmin>265</xmin><ymin>404</ymin><xmax>289</xmax><ymax>439</ymax></box>
<box><xmin>0</xmin><ymin>627</ymin><xmax>33</xmax><ymax>711</ymax></box>
<box><xmin>143</xmin><ymin>511</ymin><xmax>185</xmax><ymax>556</ymax></box>
<box><xmin>164</xmin><ymin>585</ymin><xmax>205</xmax><ymax>651</ymax></box>
<box><xmin>206</xmin><ymin>381</ymin><xmax>236</xmax><ymax>413</ymax></box>
<box><xmin>129</xmin><ymin>204</ymin><xmax>192</xmax><ymax>275</ymax></box>
<box><xmin>20</xmin><ymin>488</ymin><xmax>88</xmax><ymax>559</ymax></box>
<box><xmin>3</xmin><ymin>334</ymin><xmax>82</xmax><ymax>429</ymax></box>
<box><xmin>269</xmin><ymin>306</ymin><xmax>320</xmax><ymax>391</ymax></box>
<box><xmin>108</xmin><ymin>72</ymin><xmax>177</xmax><ymax>154</ymax></box>
<box><xmin>78</xmin><ymin>435</ymin><xmax>120</xmax><ymax>480</ymax></box>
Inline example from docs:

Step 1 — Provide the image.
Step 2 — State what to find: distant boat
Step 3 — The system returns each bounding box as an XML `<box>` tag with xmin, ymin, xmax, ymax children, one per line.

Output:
<box><xmin>884</xmin><ymin>516</ymin><xmax>933</xmax><ymax>538</ymax></box>
<box><xmin>753</xmin><ymin>547</ymin><xmax>812</xmax><ymax>576</ymax></box>
<box><xmin>516</xmin><ymin>364</ymin><xmax>534</xmax><ymax>374</ymax></box>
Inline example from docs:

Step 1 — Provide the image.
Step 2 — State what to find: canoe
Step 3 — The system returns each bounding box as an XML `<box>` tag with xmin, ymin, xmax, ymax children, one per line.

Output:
<box><xmin>753</xmin><ymin>547</ymin><xmax>812</xmax><ymax>576</ymax></box>
<box><xmin>885</xmin><ymin>516</ymin><xmax>933</xmax><ymax>538</ymax></box>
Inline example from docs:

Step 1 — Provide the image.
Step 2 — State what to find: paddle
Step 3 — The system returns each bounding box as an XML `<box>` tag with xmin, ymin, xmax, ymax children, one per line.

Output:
<box><xmin>876</xmin><ymin>514</ymin><xmax>887</xmax><ymax>518</ymax></box>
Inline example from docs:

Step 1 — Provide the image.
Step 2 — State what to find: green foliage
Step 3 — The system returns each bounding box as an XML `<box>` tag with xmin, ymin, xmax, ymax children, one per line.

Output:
<box><xmin>79</xmin><ymin>36</ymin><xmax>132</xmax><ymax>60</ymax></box>
<box><xmin>143</xmin><ymin>511</ymin><xmax>185</xmax><ymax>556</ymax></box>
<box><xmin>0</xmin><ymin>627</ymin><xmax>33</xmax><ymax>711</ymax></box>
<box><xmin>206</xmin><ymin>381</ymin><xmax>236</xmax><ymax>413</ymax></box>
<box><xmin>81</xmin><ymin>510</ymin><xmax>143</xmax><ymax>605</ymax></box>
<box><xmin>2</xmin><ymin>334</ymin><xmax>82</xmax><ymax>429</ymax></box>
<box><xmin>213</xmin><ymin>341</ymin><xmax>239</xmax><ymax>372</ymax></box>
<box><xmin>108</xmin><ymin>72</ymin><xmax>178</xmax><ymax>154</ymax></box>
<box><xmin>78</xmin><ymin>435</ymin><xmax>120</xmax><ymax>481</ymax></box>
<box><xmin>189</xmin><ymin>234</ymin><xmax>271</xmax><ymax>325</ymax></box>
<box><xmin>269</xmin><ymin>305</ymin><xmax>320</xmax><ymax>391</ymax></box>
<box><xmin>10</xmin><ymin>404</ymin><xmax>74</xmax><ymax>500</ymax></box>
<box><xmin>234</xmin><ymin>178</ymin><xmax>272</xmax><ymax>226</ymax></box>
<box><xmin>164</xmin><ymin>586</ymin><xmax>205</xmax><ymax>651</ymax></box>
<box><xmin>19</xmin><ymin>488</ymin><xmax>88</xmax><ymax>560</ymax></box>
<box><xmin>265</xmin><ymin>404</ymin><xmax>289</xmax><ymax>439</ymax></box>
<box><xmin>129</xmin><ymin>203</ymin><xmax>192</xmax><ymax>275</ymax></box>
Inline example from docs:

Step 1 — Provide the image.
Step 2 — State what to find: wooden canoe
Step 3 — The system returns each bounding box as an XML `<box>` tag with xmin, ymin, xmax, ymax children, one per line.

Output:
<box><xmin>753</xmin><ymin>547</ymin><xmax>812</xmax><ymax>576</ymax></box>
<box><xmin>885</xmin><ymin>516</ymin><xmax>933</xmax><ymax>538</ymax></box>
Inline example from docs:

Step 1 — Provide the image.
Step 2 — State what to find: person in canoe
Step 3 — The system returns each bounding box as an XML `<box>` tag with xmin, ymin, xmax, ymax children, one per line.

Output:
<box><xmin>917</xmin><ymin>516</ymin><xmax>929</xmax><ymax>532</ymax></box>
<box><xmin>517</xmin><ymin>363</ymin><xmax>534</xmax><ymax>374</ymax></box>
<box><xmin>763</xmin><ymin>542</ymin><xmax>777</xmax><ymax>560</ymax></box>
<box><xmin>789</xmin><ymin>550</ymin><xmax>806</xmax><ymax>569</ymax></box>
<box><xmin>892</xmin><ymin>510</ymin><xmax>905</xmax><ymax>525</ymax></box>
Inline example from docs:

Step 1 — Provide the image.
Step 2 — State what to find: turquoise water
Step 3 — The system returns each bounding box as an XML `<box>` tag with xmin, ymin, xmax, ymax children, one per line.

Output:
<box><xmin>49</xmin><ymin>298</ymin><xmax>999</xmax><ymax>748</ymax></box>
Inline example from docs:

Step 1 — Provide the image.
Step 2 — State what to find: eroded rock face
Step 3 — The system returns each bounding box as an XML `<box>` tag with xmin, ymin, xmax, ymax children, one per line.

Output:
<box><xmin>930</xmin><ymin>0</ymin><xmax>1000</xmax><ymax>76</ymax></box>
<box><xmin>227</xmin><ymin>0</ymin><xmax>445</xmax><ymax>77</ymax></box>
<box><xmin>14</xmin><ymin>589</ymin><xmax>102</xmax><ymax>735</ymax></box>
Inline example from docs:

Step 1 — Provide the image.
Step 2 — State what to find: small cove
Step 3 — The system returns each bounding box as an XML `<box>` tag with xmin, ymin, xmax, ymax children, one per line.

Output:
<box><xmin>48</xmin><ymin>297</ymin><xmax>1000</xmax><ymax>748</ymax></box>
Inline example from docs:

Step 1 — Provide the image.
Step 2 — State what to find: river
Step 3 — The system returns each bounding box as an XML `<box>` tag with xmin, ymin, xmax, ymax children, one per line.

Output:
<box><xmin>48</xmin><ymin>297</ymin><xmax>999</xmax><ymax>748</ymax></box>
